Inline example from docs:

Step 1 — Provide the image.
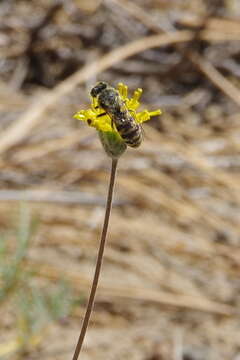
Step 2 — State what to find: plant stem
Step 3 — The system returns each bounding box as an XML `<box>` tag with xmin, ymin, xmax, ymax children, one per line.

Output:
<box><xmin>72</xmin><ymin>158</ymin><xmax>118</xmax><ymax>360</ymax></box>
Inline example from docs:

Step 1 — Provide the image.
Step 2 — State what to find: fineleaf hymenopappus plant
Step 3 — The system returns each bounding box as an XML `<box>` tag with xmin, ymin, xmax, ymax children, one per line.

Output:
<box><xmin>72</xmin><ymin>82</ymin><xmax>161</xmax><ymax>360</ymax></box>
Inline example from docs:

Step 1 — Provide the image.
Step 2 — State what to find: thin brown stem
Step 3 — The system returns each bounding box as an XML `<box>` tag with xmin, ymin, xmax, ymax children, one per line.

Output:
<box><xmin>72</xmin><ymin>158</ymin><xmax>118</xmax><ymax>360</ymax></box>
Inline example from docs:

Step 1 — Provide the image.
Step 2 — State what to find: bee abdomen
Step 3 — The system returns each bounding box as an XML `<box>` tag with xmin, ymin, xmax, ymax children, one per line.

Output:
<box><xmin>116</xmin><ymin>121</ymin><xmax>132</xmax><ymax>133</ymax></box>
<box><xmin>119</xmin><ymin>126</ymin><xmax>142</xmax><ymax>148</ymax></box>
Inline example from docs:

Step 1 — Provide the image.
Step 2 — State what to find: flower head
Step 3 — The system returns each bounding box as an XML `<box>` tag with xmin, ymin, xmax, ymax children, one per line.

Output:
<box><xmin>74</xmin><ymin>82</ymin><xmax>161</xmax><ymax>158</ymax></box>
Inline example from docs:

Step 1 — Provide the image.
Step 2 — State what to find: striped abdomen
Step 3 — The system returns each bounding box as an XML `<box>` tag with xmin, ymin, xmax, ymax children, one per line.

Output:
<box><xmin>114</xmin><ymin>112</ymin><xmax>142</xmax><ymax>148</ymax></box>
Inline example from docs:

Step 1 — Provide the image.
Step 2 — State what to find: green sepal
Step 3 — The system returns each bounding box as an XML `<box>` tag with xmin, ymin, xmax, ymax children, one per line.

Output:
<box><xmin>98</xmin><ymin>130</ymin><xmax>127</xmax><ymax>159</ymax></box>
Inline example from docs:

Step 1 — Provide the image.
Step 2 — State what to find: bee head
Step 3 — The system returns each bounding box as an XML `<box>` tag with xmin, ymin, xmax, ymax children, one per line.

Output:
<box><xmin>90</xmin><ymin>82</ymin><xmax>108</xmax><ymax>97</ymax></box>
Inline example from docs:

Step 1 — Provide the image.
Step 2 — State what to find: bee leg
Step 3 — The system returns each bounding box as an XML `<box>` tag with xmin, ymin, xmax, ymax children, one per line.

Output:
<box><xmin>111</xmin><ymin>119</ymin><xmax>115</xmax><ymax>131</ymax></box>
<box><xmin>110</xmin><ymin>119</ymin><xmax>118</xmax><ymax>132</ymax></box>
<box><xmin>97</xmin><ymin>112</ymin><xmax>107</xmax><ymax>117</ymax></box>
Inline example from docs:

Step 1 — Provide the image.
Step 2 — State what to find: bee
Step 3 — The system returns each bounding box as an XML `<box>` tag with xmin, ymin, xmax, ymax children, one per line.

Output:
<box><xmin>90</xmin><ymin>82</ymin><xmax>143</xmax><ymax>148</ymax></box>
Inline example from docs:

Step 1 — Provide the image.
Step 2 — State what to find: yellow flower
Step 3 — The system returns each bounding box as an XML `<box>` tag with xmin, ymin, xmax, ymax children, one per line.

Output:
<box><xmin>74</xmin><ymin>82</ymin><xmax>162</xmax><ymax>158</ymax></box>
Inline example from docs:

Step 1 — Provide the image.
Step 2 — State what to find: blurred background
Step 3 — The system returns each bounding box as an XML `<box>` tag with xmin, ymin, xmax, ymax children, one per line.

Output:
<box><xmin>0</xmin><ymin>0</ymin><xmax>240</xmax><ymax>359</ymax></box>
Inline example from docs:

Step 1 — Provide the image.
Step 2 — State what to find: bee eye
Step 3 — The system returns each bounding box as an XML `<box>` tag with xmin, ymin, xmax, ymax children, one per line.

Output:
<box><xmin>91</xmin><ymin>82</ymin><xmax>108</xmax><ymax>97</ymax></box>
<box><xmin>87</xmin><ymin>119</ymin><xmax>92</xmax><ymax>125</ymax></box>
